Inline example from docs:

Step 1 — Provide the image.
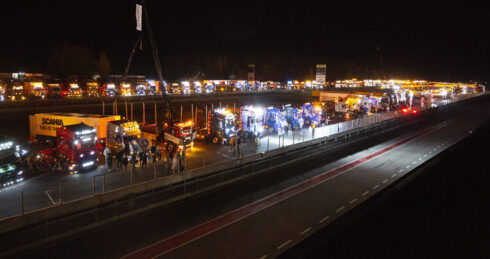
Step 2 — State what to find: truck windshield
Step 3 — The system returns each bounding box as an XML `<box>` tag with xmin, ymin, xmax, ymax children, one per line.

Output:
<box><xmin>74</xmin><ymin>135</ymin><xmax>97</xmax><ymax>149</ymax></box>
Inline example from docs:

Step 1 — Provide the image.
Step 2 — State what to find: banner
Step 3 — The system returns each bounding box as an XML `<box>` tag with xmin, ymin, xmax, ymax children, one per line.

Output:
<box><xmin>136</xmin><ymin>4</ymin><xmax>142</xmax><ymax>31</ymax></box>
<box><xmin>315</xmin><ymin>64</ymin><xmax>326</xmax><ymax>85</ymax></box>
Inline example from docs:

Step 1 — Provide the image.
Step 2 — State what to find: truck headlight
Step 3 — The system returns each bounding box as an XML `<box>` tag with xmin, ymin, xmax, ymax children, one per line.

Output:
<box><xmin>90</xmin><ymin>151</ymin><xmax>95</xmax><ymax>155</ymax></box>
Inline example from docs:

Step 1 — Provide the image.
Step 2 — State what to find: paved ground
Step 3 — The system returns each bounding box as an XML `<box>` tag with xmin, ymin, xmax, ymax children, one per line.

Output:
<box><xmin>19</xmin><ymin>95</ymin><xmax>490</xmax><ymax>258</ymax></box>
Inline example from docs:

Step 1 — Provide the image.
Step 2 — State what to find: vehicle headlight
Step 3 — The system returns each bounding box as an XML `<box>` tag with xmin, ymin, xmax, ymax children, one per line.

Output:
<box><xmin>90</xmin><ymin>151</ymin><xmax>95</xmax><ymax>155</ymax></box>
<box><xmin>80</xmin><ymin>154</ymin><xmax>84</xmax><ymax>158</ymax></box>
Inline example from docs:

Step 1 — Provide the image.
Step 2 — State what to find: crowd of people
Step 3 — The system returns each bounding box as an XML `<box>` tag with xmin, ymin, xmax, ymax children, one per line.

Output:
<box><xmin>103</xmin><ymin>142</ymin><xmax>188</xmax><ymax>175</ymax></box>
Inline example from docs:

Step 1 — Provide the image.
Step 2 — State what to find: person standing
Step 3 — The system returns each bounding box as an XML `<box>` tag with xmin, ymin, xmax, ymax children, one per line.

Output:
<box><xmin>142</xmin><ymin>151</ymin><xmax>148</xmax><ymax>168</ymax></box>
<box><xmin>172</xmin><ymin>151</ymin><xmax>179</xmax><ymax>174</ymax></box>
<box><xmin>116</xmin><ymin>151</ymin><xmax>122</xmax><ymax>170</ymax></box>
<box><xmin>181</xmin><ymin>148</ymin><xmax>186</xmax><ymax>171</ymax></box>
<box><xmin>103</xmin><ymin>147</ymin><xmax>112</xmax><ymax>170</ymax></box>
<box><xmin>122</xmin><ymin>153</ymin><xmax>128</xmax><ymax>171</ymax></box>
<box><xmin>156</xmin><ymin>146</ymin><xmax>162</xmax><ymax>162</ymax></box>
<box><xmin>138</xmin><ymin>152</ymin><xmax>143</xmax><ymax>167</ymax></box>
<box><xmin>131</xmin><ymin>153</ymin><xmax>137</xmax><ymax>169</ymax></box>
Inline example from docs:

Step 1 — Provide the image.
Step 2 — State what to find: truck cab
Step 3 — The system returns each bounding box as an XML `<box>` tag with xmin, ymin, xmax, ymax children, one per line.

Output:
<box><xmin>301</xmin><ymin>103</ymin><xmax>322</xmax><ymax>128</ymax></box>
<box><xmin>56</xmin><ymin>123</ymin><xmax>98</xmax><ymax>173</ymax></box>
<box><xmin>0</xmin><ymin>136</ymin><xmax>24</xmax><ymax>187</ymax></box>
<box><xmin>239</xmin><ymin>106</ymin><xmax>264</xmax><ymax>139</ymax></box>
<box><xmin>135</xmin><ymin>82</ymin><xmax>147</xmax><ymax>96</ymax></box>
<box><xmin>264</xmin><ymin>107</ymin><xmax>287</xmax><ymax>135</ymax></box>
<box><xmin>107</xmin><ymin>121</ymin><xmax>147</xmax><ymax>155</ymax></box>
<box><xmin>284</xmin><ymin>105</ymin><xmax>304</xmax><ymax>130</ymax></box>
<box><xmin>203</xmin><ymin>108</ymin><xmax>236</xmax><ymax>144</ymax></box>
<box><xmin>68</xmin><ymin>83</ymin><xmax>82</xmax><ymax>97</ymax></box>
<box><xmin>160</xmin><ymin>120</ymin><xmax>195</xmax><ymax>152</ymax></box>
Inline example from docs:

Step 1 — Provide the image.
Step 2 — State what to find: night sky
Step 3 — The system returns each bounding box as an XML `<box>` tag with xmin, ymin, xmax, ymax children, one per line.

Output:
<box><xmin>0</xmin><ymin>0</ymin><xmax>488</xmax><ymax>82</ymax></box>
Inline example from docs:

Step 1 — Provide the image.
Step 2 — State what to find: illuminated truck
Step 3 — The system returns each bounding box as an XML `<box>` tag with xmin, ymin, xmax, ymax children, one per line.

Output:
<box><xmin>0</xmin><ymin>136</ymin><xmax>24</xmax><ymax>187</ymax></box>
<box><xmin>239</xmin><ymin>105</ymin><xmax>264</xmax><ymax>140</ymax></box>
<box><xmin>68</xmin><ymin>83</ymin><xmax>82</xmax><ymax>97</ymax></box>
<box><xmin>301</xmin><ymin>103</ymin><xmax>322</xmax><ymax>128</ymax></box>
<box><xmin>264</xmin><ymin>107</ymin><xmax>287</xmax><ymax>134</ymax></box>
<box><xmin>25</xmin><ymin>81</ymin><xmax>45</xmax><ymax>98</ymax></box>
<box><xmin>10</xmin><ymin>82</ymin><xmax>26</xmax><ymax>101</ymax></box>
<box><xmin>106</xmin><ymin>120</ymin><xmax>149</xmax><ymax>154</ymax></box>
<box><xmin>141</xmin><ymin>120</ymin><xmax>195</xmax><ymax>153</ymax></box>
<box><xmin>46</xmin><ymin>82</ymin><xmax>62</xmax><ymax>98</ymax></box>
<box><xmin>195</xmin><ymin>108</ymin><xmax>236</xmax><ymax>144</ymax></box>
<box><xmin>120</xmin><ymin>83</ymin><xmax>132</xmax><ymax>96</ymax></box>
<box><xmin>55</xmin><ymin>123</ymin><xmax>99</xmax><ymax>173</ymax></box>
<box><xmin>135</xmin><ymin>82</ymin><xmax>147</xmax><ymax>96</ymax></box>
<box><xmin>86</xmin><ymin>81</ymin><xmax>99</xmax><ymax>97</ymax></box>
<box><xmin>100</xmin><ymin>83</ymin><xmax>116</xmax><ymax>97</ymax></box>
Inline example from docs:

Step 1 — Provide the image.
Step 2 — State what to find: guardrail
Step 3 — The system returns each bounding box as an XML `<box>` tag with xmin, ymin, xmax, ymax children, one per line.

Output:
<box><xmin>0</xmin><ymin>92</ymin><xmax>487</xmax><ymax>256</ymax></box>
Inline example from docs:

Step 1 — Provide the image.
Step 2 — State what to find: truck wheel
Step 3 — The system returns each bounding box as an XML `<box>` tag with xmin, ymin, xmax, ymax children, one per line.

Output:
<box><xmin>212</xmin><ymin>137</ymin><xmax>220</xmax><ymax>144</ymax></box>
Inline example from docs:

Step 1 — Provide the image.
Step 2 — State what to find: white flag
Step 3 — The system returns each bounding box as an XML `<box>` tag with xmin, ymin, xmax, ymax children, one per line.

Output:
<box><xmin>136</xmin><ymin>4</ymin><xmax>142</xmax><ymax>31</ymax></box>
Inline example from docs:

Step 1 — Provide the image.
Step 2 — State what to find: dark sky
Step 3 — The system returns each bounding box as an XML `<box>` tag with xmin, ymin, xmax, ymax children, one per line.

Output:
<box><xmin>0</xmin><ymin>0</ymin><xmax>489</xmax><ymax>82</ymax></box>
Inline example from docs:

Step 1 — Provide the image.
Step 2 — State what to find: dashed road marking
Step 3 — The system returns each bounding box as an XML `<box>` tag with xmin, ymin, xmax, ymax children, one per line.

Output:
<box><xmin>319</xmin><ymin>216</ymin><xmax>330</xmax><ymax>223</ymax></box>
<box><xmin>406</xmin><ymin>165</ymin><xmax>411</xmax><ymax>169</ymax></box>
<box><xmin>398</xmin><ymin>169</ymin><xmax>404</xmax><ymax>173</ymax></box>
<box><xmin>277</xmin><ymin>240</ymin><xmax>292</xmax><ymax>249</ymax></box>
<box><xmin>418</xmin><ymin>158</ymin><xmax>422</xmax><ymax>161</ymax></box>
<box><xmin>259</xmin><ymin>255</ymin><xmax>267</xmax><ymax>259</ymax></box>
<box><xmin>391</xmin><ymin>174</ymin><xmax>397</xmax><ymax>178</ymax></box>
<box><xmin>373</xmin><ymin>185</ymin><xmax>379</xmax><ymax>190</ymax></box>
<box><xmin>412</xmin><ymin>161</ymin><xmax>417</xmax><ymax>164</ymax></box>
<box><xmin>349</xmin><ymin>198</ymin><xmax>357</xmax><ymax>204</ymax></box>
<box><xmin>424</xmin><ymin>154</ymin><xmax>428</xmax><ymax>157</ymax></box>
<box><xmin>300</xmin><ymin>227</ymin><xmax>312</xmax><ymax>235</ymax></box>
<box><xmin>382</xmin><ymin>179</ymin><xmax>388</xmax><ymax>184</ymax></box>
<box><xmin>44</xmin><ymin>190</ymin><xmax>57</xmax><ymax>205</ymax></box>
<box><xmin>429</xmin><ymin>151</ymin><xmax>433</xmax><ymax>154</ymax></box>
<box><xmin>336</xmin><ymin>206</ymin><xmax>345</xmax><ymax>213</ymax></box>
<box><xmin>362</xmin><ymin>191</ymin><xmax>369</xmax><ymax>196</ymax></box>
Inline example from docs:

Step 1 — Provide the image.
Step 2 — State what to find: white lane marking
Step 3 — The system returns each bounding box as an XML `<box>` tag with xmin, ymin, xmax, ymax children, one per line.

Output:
<box><xmin>412</xmin><ymin>161</ymin><xmax>417</xmax><ymax>165</ymax></box>
<box><xmin>300</xmin><ymin>227</ymin><xmax>312</xmax><ymax>235</ymax></box>
<box><xmin>433</xmin><ymin>148</ymin><xmax>437</xmax><ymax>151</ymax></box>
<box><xmin>406</xmin><ymin>165</ymin><xmax>411</xmax><ymax>169</ymax></box>
<box><xmin>44</xmin><ymin>190</ymin><xmax>57</xmax><ymax>205</ymax></box>
<box><xmin>277</xmin><ymin>240</ymin><xmax>292</xmax><ymax>249</ymax></box>
<box><xmin>424</xmin><ymin>154</ymin><xmax>428</xmax><ymax>157</ymax></box>
<box><xmin>429</xmin><ymin>151</ymin><xmax>433</xmax><ymax>154</ymax></box>
<box><xmin>349</xmin><ymin>198</ymin><xmax>357</xmax><ymax>204</ymax></box>
<box><xmin>336</xmin><ymin>206</ymin><xmax>345</xmax><ymax>213</ymax></box>
<box><xmin>418</xmin><ymin>158</ymin><xmax>422</xmax><ymax>161</ymax></box>
<box><xmin>373</xmin><ymin>185</ymin><xmax>379</xmax><ymax>190</ymax></box>
<box><xmin>259</xmin><ymin>255</ymin><xmax>267</xmax><ymax>259</ymax></box>
<box><xmin>362</xmin><ymin>191</ymin><xmax>369</xmax><ymax>196</ymax></box>
<box><xmin>398</xmin><ymin>169</ymin><xmax>405</xmax><ymax>173</ymax></box>
<box><xmin>391</xmin><ymin>174</ymin><xmax>397</xmax><ymax>178</ymax></box>
<box><xmin>382</xmin><ymin>179</ymin><xmax>388</xmax><ymax>184</ymax></box>
<box><xmin>319</xmin><ymin>216</ymin><xmax>330</xmax><ymax>223</ymax></box>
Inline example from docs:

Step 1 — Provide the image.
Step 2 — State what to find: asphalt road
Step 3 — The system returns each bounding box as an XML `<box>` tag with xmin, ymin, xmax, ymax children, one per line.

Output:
<box><xmin>20</xmin><ymin>95</ymin><xmax>490</xmax><ymax>258</ymax></box>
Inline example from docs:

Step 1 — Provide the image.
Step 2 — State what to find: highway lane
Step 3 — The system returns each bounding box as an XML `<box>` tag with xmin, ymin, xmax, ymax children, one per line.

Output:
<box><xmin>21</xmin><ymin>97</ymin><xmax>490</xmax><ymax>258</ymax></box>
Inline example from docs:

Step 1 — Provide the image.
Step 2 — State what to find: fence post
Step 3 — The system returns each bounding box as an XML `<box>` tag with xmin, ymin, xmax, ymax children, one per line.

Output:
<box><xmin>278</xmin><ymin>135</ymin><xmax>281</xmax><ymax>148</ymax></box>
<box><xmin>102</xmin><ymin>101</ymin><xmax>105</xmax><ymax>115</ymax></box>
<box><xmin>267</xmin><ymin>138</ymin><xmax>269</xmax><ymax>152</ymax></box>
<box><xmin>102</xmin><ymin>175</ymin><xmax>105</xmax><ymax>194</ymax></box>
<box><xmin>21</xmin><ymin>191</ymin><xmax>24</xmax><ymax>216</ymax></box>
<box><xmin>202</xmin><ymin>152</ymin><xmax>205</xmax><ymax>168</ymax></box>
<box><xmin>282</xmin><ymin>135</ymin><xmax>285</xmax><ymax>147</ymax></box>
<box><xmin>293</xmin><ymin>132</ymin><xmax>295</xmax><ymax>144</ymax></box>
<box><xmin>130</xmin><ymin>166</ymin><xmax>133</xmax><ymax>187</ymax></box>
<box><xmin>92</xmin><ymin>176</ymin><xmax>95</xmax><ymax>196</ymax></box>
<box><xmin>59</xmin><ymin>181</ymin><xmax>63</xmax><ymax>205</ymax></box>
<box><xmin>153</xmin><ymin>162</ymin><xmax>157</xmax><ymax>179</ymax></box>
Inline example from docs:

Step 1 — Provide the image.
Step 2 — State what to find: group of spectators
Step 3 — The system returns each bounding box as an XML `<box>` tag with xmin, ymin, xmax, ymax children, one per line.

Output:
<box><xmin>103</xmin><ymin>142</ymin><xmax>187</xmax><ymax>175</ymax></box>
